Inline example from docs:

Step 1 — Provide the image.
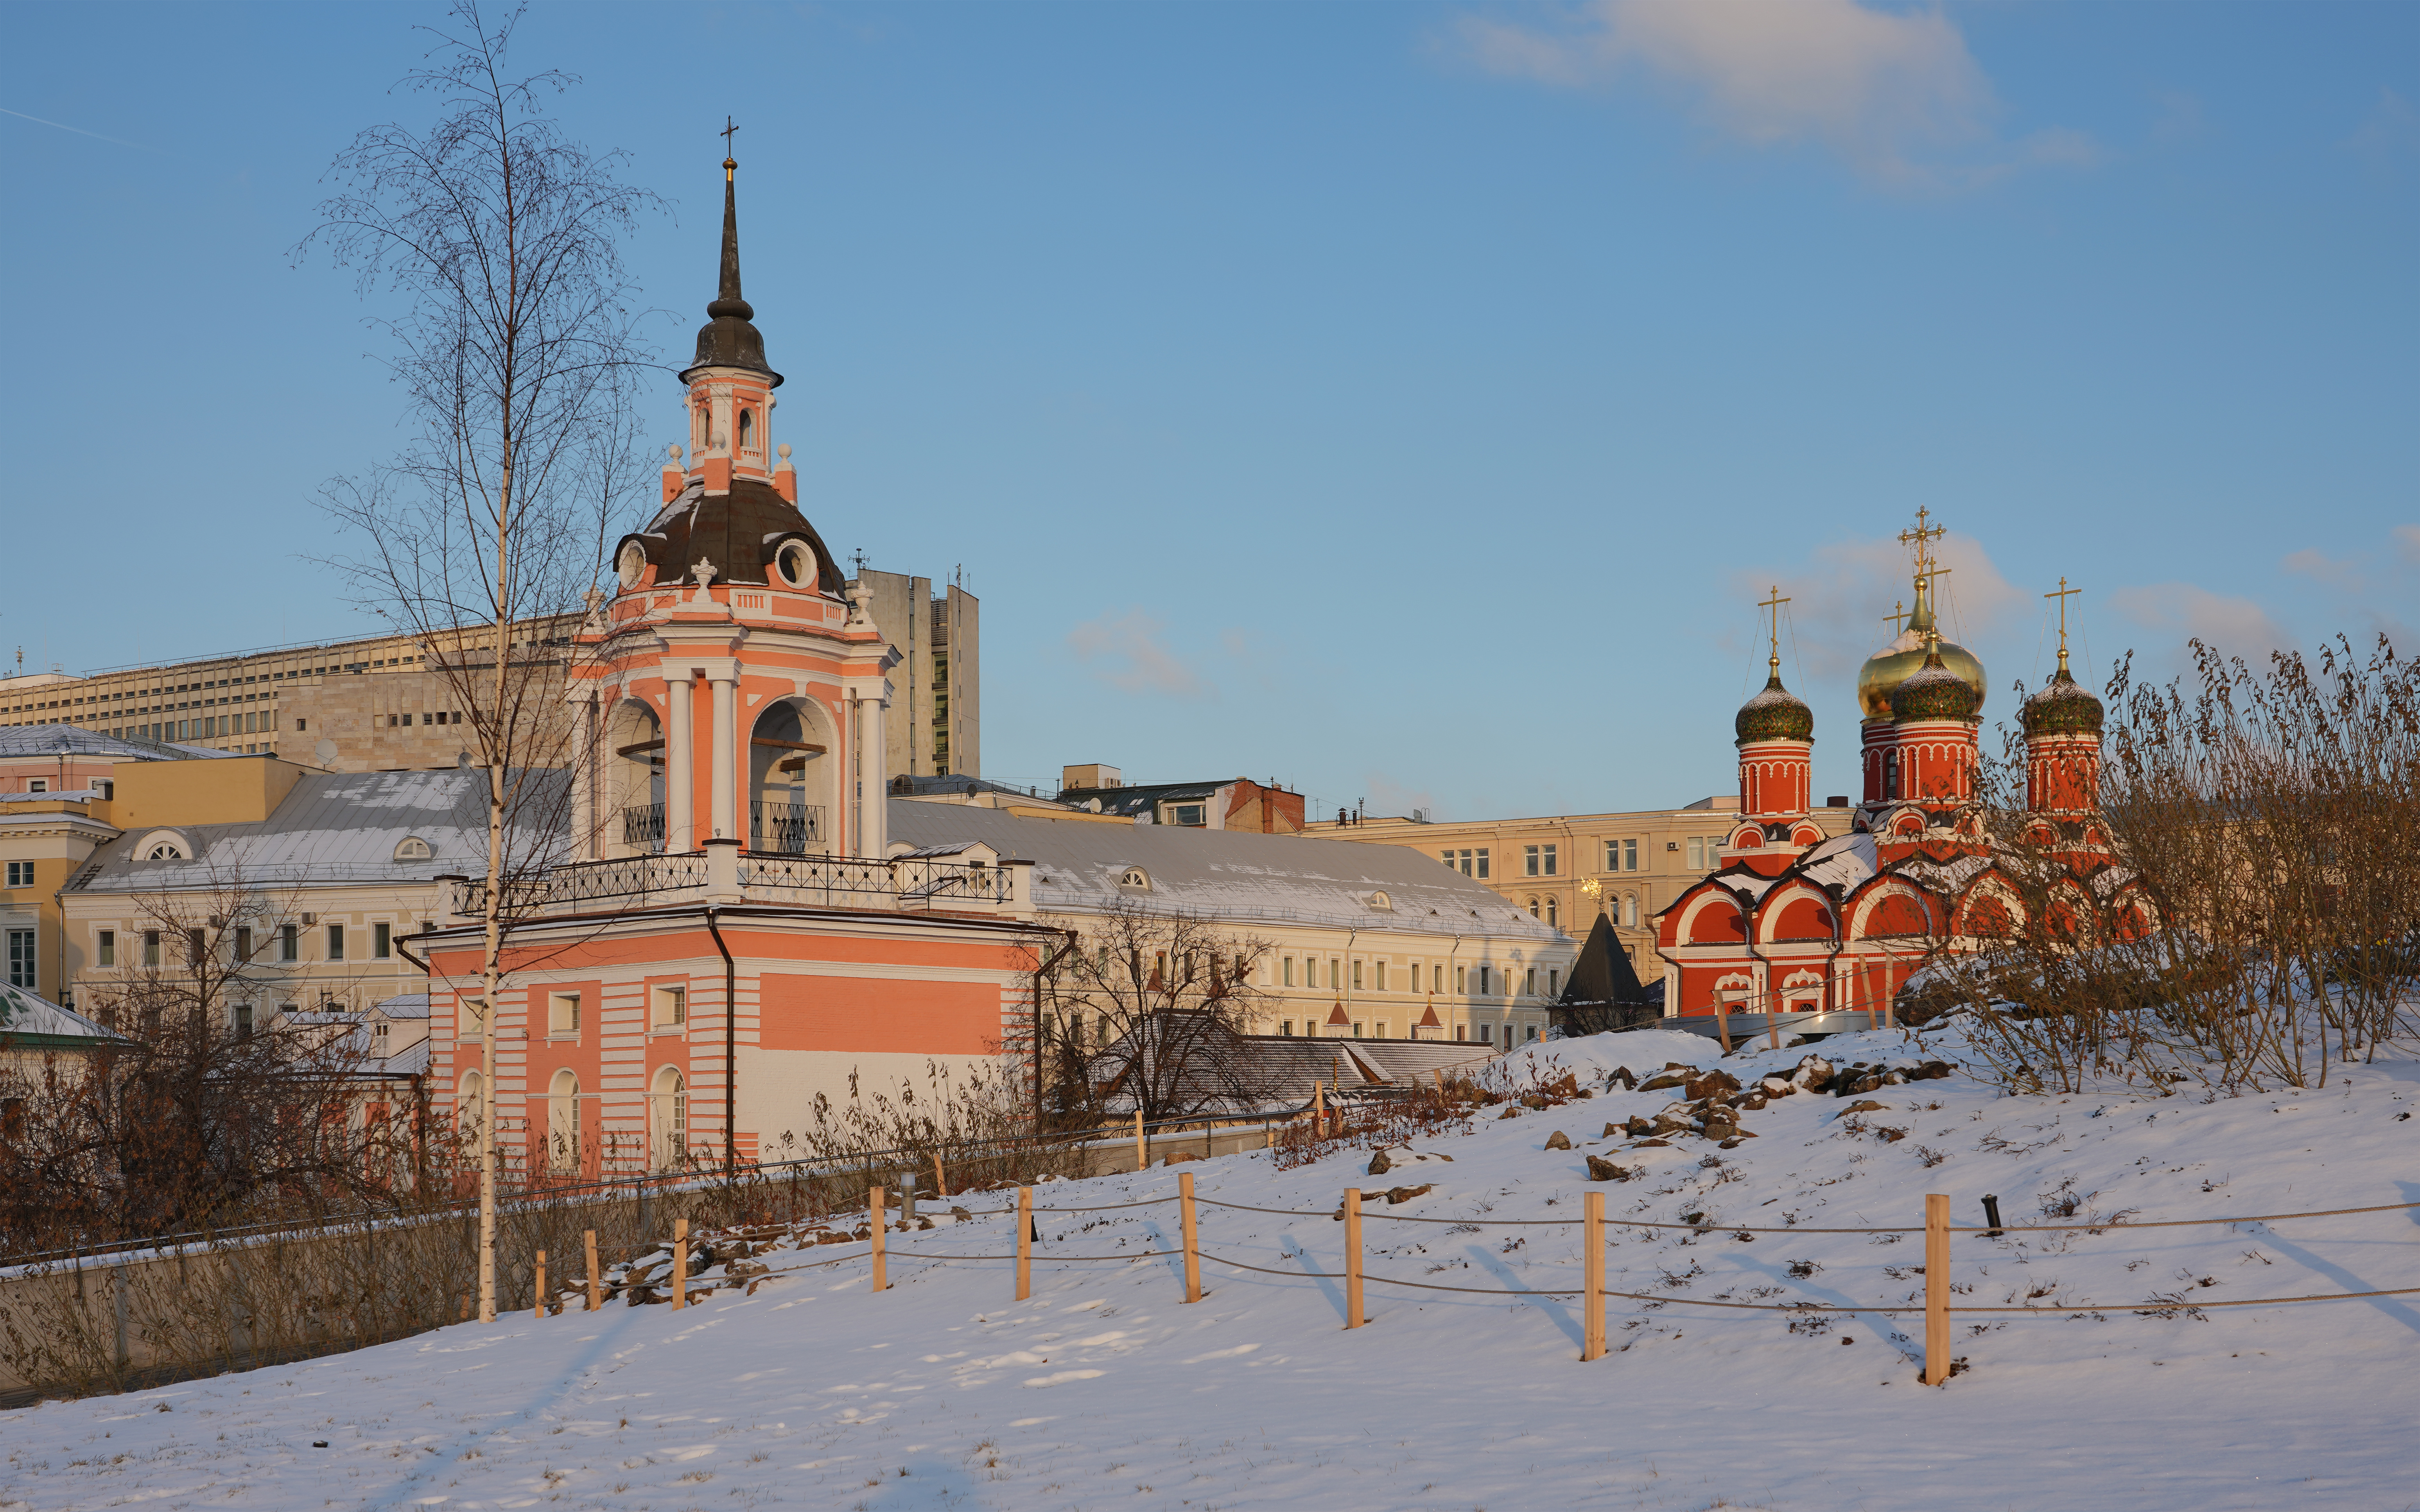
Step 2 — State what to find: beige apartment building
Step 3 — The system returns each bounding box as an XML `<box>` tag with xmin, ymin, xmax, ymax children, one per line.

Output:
<box><xmin>849</xmin><ymin>567</ymin><xmax>980</xmax><ymax>779</ymax></box>
<box><xmin>0</xmin><ymin>571</ymin><xmax>979</xmax><ymax>785</ymax></box>
<box><xmin>1306</xmin><ymin>796</ymin><xmax>1860</xmax><ymax>983</ymax></box>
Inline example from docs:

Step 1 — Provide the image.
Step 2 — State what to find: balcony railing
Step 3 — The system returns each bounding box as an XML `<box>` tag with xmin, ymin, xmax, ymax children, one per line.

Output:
<box><xmin>445</xmin><ymin>849</ymin><xmax>1028</xmax><ymax>921</ymax></box>
<box><xmin>622</xmin><ymin>803</ymin><xmax>665</xmax><ymax>852</ymax></box>
<box><xmin>749</xmin><ymin>801</ymin><xmax>824</xmax><ymax>855</ymax></box>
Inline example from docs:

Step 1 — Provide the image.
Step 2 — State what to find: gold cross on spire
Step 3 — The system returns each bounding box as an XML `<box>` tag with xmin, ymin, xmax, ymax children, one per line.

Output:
<box><xmin>1882</xmin><ymin>600</ymin><xmax>1909</xmax><ymax>635</ymax></box>
<box><xmin>1897</xmin><ymin>506</ymin><xmax>1946</xmax><ymax>581</ymax></box>
<box><xmin>721</xmin><ymin>116</ymin><xmax>739</xmax><ymax>179</ymax></box>
<box><xmin>1757</xmin><ymin>584</ymin><xmax>1791</xmax><ymax>677</ymax></box>
<box><xmin>2045</xmin><ymin>575</ymin><xmax>2081</xmax><ymax>674</ymax></box>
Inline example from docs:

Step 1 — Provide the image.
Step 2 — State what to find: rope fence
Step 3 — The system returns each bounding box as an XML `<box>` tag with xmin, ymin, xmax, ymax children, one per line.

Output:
<box><xmin>524</xmin><ymin>1180</ymin><xmax>2420</xmax><ymax>1387</ymax></box>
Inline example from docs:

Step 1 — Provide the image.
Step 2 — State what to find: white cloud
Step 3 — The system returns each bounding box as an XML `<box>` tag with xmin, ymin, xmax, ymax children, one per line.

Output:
<box><xmin>1455</xmin><ymin>0</ymin><xmax>2093</xmax><ymax>187</ymax></box>
<box><xmin>1066</xmin><ymin>609</ymin><xmax>1209</xmax><ymax>698</ymax></box>
<box><xmin>2282</xmin><ymin>546</ymin><xmax>2362</xmax><ymax>591</ymax></box>
<box><xmin>2107</xmin><ymin>583</ymin><xmax>2285</xmax><ymax>661</ymax></box>
<box><xmin>1730</xmin><ymin>527</ymin><xmax>2024</xmax><ymax>686</ymax></box>
<box><xmin>2395</xmin><ymin>523</ymin><xmax>2420</xmax><ymax>566</ymax></box>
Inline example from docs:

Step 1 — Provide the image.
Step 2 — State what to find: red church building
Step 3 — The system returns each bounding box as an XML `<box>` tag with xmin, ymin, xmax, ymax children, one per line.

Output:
<box><xmin>1652</xmin><ymin>534</ymin><xmax>2135</xmax><ymax>1029</ymax></box>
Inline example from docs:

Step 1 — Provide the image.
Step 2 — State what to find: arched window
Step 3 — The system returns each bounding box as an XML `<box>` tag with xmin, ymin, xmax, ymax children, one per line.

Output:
<box><xmin>737</xmin><ymin>408</ymin><xmax>755</xmax><ymax>451</ymax></box>
<box><xmin>651</xmin><ymin>1065</ymin><xmax>687</xmax><ymax>1171</ymax></box>
<box><xmin>1546</xmin><ymin>896</ymin><xmax>1559</xmax><ymax>929</ymax></box>
<box><xmin>1526</xmin><ymin>896</ymin><xmax>1540</xmax><ymax>918</ymax></box>
<box><xmin>1622</xmin><ymin>893</ymin><xmax>1638</xmax><ymax>928</ymax></box>
<box><xmin>1119</xmin><ymin>867</ymin><xmax>1150</xmax><ymax>890</ymax></box>
<box><xmin>393</xmin><ymin>836</ymin><xmax>432</xmax><ymax>862</ymax></box>
<box><xmin>457</xmin><ymin>1069</ymin><xmax>485</xmax><ymax>1148</ymax></box>
<box><xmin>547</xmin><ymin>1068</ymin><xmax>581</xmax><ymax>1172</ymax></box>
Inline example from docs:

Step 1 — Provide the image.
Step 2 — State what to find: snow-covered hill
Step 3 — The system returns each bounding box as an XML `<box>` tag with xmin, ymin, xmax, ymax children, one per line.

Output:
<box><xmin>6</xmin><ymin>1025</ymin><xmax>2416</xmax><ymax>1512</ymax></box>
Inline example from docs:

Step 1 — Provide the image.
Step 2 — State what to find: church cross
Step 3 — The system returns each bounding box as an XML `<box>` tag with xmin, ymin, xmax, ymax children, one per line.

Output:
<box><xmin>1757</xmin><ymin>584</ymin><xmax>1791</xmax><ymax>674</ymax></box>
<box><xmin>2045</xmin><ymin>575</ymin><xmax>2081</xmax><ymax>673</ymax></box>
<box><xmin>1882</xmin><ymin>601</ymin><xmax>1908</xmax><ymax>636</ymax></box>
<box><xmin>721</xmin><ymin>116</ymin><xmax>739</xmax><ymax>153</ymax></box>
<box><xmin>1897</xmin><ymin>506</ymin><xmax>1946</xmax><ymax>579</ymax></box>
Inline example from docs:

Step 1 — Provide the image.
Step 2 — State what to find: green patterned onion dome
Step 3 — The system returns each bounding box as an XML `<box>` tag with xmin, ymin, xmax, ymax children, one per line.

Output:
<box><xmin>2022</xmin><ymin>666</ymin><xmax>2104</xmax><ymax>737</ymax></box>
<box><xmin>1891</xmin><ymin>648</ymin><xmax>1982</xmax><ymax>723</ymax></box>
<box><xmin>1735</xmin><ymin>672</ymin><xmax>1814</xmax><ymax>745</ymax></box>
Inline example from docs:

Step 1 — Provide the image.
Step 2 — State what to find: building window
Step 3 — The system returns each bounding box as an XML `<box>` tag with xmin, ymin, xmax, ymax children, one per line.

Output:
<box><xmin>373</xmin><ymin>923</ymin><xmax>391</xmax><ymax>959</ymax></box>
<box><xmin>1170</xmin><ymin>803</ymin><xmax>1206</xmax><ymax>827</ymax></box>
<box><xmin>1523</xmin><ymin>845</ymin><xmax>1539</xmax><ymax>876</ymax></box>
<box><xmin>280</xmin><ymin>924</ymin><xmax>298</xmax><ymax>961</ymax></box>
<box><xmin>1527</xmin><ymin>896</ymin><xmax>1540</xmax><ymax>918</ymax></box>
<box><xmin>652</xmin><ymin>1066</ymin><xmax>688</xmax><ymax>1170</ymax></box>
<box><xmin>737</xmin><ymin>407</ymin><xmax>755</xmax><ymax>451</ymax></box>
<box><xmin>1351</xmin><ymin>960</ymin><xmax>1363</xmax><ymax>991</ymax></box>
<box><xmin>461</xmin><ymin>997</ymin><xmax>487</xmax><ymax>1039</ymax></box>
<box><xmin>1374</xmin><ymin>960</ymin><xmax>1387</xmax><ymax>992</ymax></box>
<box><xmin>26</xmin><ymin>781</ymin><xmax>47</xmax><ymax>794</ymax></box>
<box><xmin>1454</xmin><ymin>1023</ymin><xmax>1465</xmax><ymax>1041</ymax></box>
<box><xmin>1283</xmin><ymin>956</ymin><xmax>1295</xmax><ymax>987</ymax></box>
<box><xmin>3</xmin><ymin>861</ymin><xmax>30</xmax><ymax>887</ymax></box>
<box><xmin>1546</xmin><ymin>896</ymin><xmax>1559</xmax><ymax>928</ymax></box>
<box><xmin>653</xmin><ymin>985</ymin><xmax>686</xmax><ymax>1028</ymax></box>
<box><xmin>1455</xmin><ymin>965</ymin><xmax>1466</xmax><ymax>994</ymax></box>
<box><xmin>1525</xmin><ymin>966</ymin><xmax>1537</xmax><ymax>995</ymax></box>
<box><xmin>143</xmin><ymin>929</ymin><xmax>161</xmax><ymax>966</ymax></box>
<box><xmin>234</xmin><ymin>926</ymin><xmax>251</xmax><ymax>961</ymax></box>
<box><xmin>1623</xmin><ymin>894</ymin><xmax>1639</xmax><ymax>928</ymax></box>
<box><xmin>327</xmin><ymin>923</ymin><xmax>346</xmax><ymax>962</ymax></box>
<box><xmin>1543</xmin><ymin>844</ymin><xmax>1557</xmax><ymax>876</ymax></box>
<box><xmin>1549</xmin><ymin>968</ymin><xmax>1559</xmax><ymax>995</ymax></box>
<box><xmin>1475</xmin><ymin>1023</ymin><xmax>1491</xmax><ymax>1045</ymax></box>
<box><xmin>1527</xmin><ymin>1024</ymin><xmax>1540</xmax><ymax>1042</ymax></box>
<box><xmin>233</xmin><ymin>1002</ymin><xmax>254</xmax><ymax>1039</ymax></box>
<box><xmin>550</xmin><ymin>991</ymin><xmax>581</xmax><ymax>1037</ymax></box>
<box><xmin>548</xmin><ymin>1069</ymin><xmax>581</xmax><ymax>1171</ymax></box>
<box><xmin>1433</xmin><ymin>964</ymin><xmax>1444</xmax><ymax>993</ymax></box>
<box><xmin>4</xmin><ymin>930</ymin><xmax>32</xmax><ymax>989</ymax></box>
<box><xmin>97</xmin><ymin>930</ymin><xmax>115</xmax><ymax>967</ymax></box>
<box><xmin>1280</xmin><ymin>1021</ymin><xmax>1293</xmax><ymax>1036</ymax></box>
<box><xmin>1376</xmin><ymin>1020</ymin><xmax>1389</xmax><ymax>1038</ymax></box>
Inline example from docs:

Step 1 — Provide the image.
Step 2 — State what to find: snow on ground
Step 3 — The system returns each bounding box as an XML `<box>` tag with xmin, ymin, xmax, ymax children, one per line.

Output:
<box><xmin>6</xmin><ymin>1026</ymin><xmax>2418</xmax><ymax>1512</ymax></box>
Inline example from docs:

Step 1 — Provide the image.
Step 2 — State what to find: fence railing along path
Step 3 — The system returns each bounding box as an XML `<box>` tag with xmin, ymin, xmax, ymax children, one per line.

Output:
<box><xmin>544</xmin><ymin>1184</ymin><xmax>2420</xmax><ymax>1388</ymax></box>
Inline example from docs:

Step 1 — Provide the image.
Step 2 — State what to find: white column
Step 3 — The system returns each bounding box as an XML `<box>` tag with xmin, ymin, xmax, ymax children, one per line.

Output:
<box><xmin>861</xmin><ymin>691</ymin><xmax>887</xmax><ymax>857</ymax></box>
<box><xmin>709</xmin><ymin>672</ymin><xmax>737</xmax><ymax>843</ymax></box>
<box><xmin>665</xmin><ymin>675</ymin><xmax>694</xmax><ymax>852</ymax></box>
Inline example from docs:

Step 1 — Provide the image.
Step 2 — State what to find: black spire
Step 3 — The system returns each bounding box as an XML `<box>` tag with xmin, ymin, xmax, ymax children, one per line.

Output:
<box><xmin>681</xmin><ymin>152</ymin><xmax>782</xmax><ymax>387</ymax></box>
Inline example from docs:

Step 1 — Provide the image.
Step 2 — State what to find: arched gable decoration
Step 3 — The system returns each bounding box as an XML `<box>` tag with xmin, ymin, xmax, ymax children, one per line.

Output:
<box><xmin>1679</xmin><ymin>894</ymin><xmax>1746</xmax><ymax>945</ymax></box>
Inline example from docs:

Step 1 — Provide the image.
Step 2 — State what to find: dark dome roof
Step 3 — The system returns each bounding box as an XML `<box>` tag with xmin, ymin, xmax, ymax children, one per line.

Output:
<box><xmin>2022</xmin><ymin>666</ymin><xmax>2104</xmax><ymax>737</ymax></box>
<box><xmin>618</xmin><ymin>477</ymin><xmax>846</xmax><ymax>595</ymax></box>
<box><xmin>1735</xmin><ymin>672</ymin><xmax>1814</xmax><ymax>744</ymax></box>
<box><xmin>1891</xmin><ymin>648</ymin><xmax>1981</xmax><ymax>723</ymax></box>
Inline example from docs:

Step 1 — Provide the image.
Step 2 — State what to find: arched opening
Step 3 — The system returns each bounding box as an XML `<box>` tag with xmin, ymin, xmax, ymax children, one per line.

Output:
<box><xmin>651</xmin><ymin>1065</ymin><xmax>687</xmax><ymax>1171</ymax></box>
<box><xmin>1545</xmin><ymin>896</ymin><xmax>1559</xmax><ymax>929</ymax></box>
<box><xmin>1622</xmin><ymin>893</ymin><xmax>1638</xmax><ymax>928</ymax></box>
<box><xmin>612</xmin><ymin>700</ymin><xmax>666</xmax><ymax>855</ymax></box>
<box><xmin>750</xmin><ymin>700</ymin><xmax>832</xmax><ymax>854</ymax></box>
<box><xmin>457</xmin><ymin>1069</ymin><xmax>484</xmax><ymax>1153</ymax></box>
<box><xmin>737</xmin><ymin>408</ymin><xmax>755</xmax><ymax>452</ymax></box>
<box><xmin>547</xmin><ymin>1068</ymin><xmax>581</xmax><ymax>1173</ymax></box>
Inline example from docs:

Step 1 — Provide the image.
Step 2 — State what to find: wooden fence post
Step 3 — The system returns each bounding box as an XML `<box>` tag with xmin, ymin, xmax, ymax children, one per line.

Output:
<box><xmin>1015</xmin><ymin>1186</ymin><xmax>1033</xmax><ymax>1301</ymax></box>
<box><xmin>584</xmin><ymin>1231</ymin><xmax>603</xmax><ymax>1312</ymax></box>
<box><xmin>1582</xmin><ymin>1191</ymin><xmax>1605</xmax><ymax>1362</ymax></box>
<box><xmin>1134</xmin><ymin>1110</ymin><xmax>1147</xmax><ymax>1171</ymax></box>
<box><xmin>870</xmin><ymin>1187</ymin><xmax>888</xmax><ymax>1293</ymax></box>
<box><xmin>1921</xmin><ymin>1193</ymin><xmax>1949</xmax><ymax>1385</ymax></box>
<box><xmin>931</xmin><ymin>1152</ymin><xmax>948</xmax><ymax>1198</ymax></box>
<box><xmin>1314</xmin><ymin>1080</ymin><xmax>1326</xmax><ymax>1137</ymax></box>
<box><xmin>671</xmin><ymin>1220</ymin><xmax>688</xmax><ymax>1310</ymax></box>
<box><xmin>1343</xmin><ymin>1188</ymin><xmax>1363</xmax><ymax>1330</ymax></box>
<box><xmin>534</xmin><ymin>1250</ymin><xmax>547</xmax><ymax>1319</ymax></box>
<box><xmin>1715</xmin><ymin>997</ymin><xmax>1733</xmax><ymax>1055</ymax></box>
<box><xmin>1179</xmin><ymin>1172</ymin><xmax>1201</xmax><ymax>1304</ymax></box>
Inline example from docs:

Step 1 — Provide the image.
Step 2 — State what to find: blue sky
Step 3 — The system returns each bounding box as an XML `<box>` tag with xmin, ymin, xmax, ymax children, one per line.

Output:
<box><xmin>3</xmin><ymin>1</ymin><xmax>2414</xmax><ymax>819</ymax></box>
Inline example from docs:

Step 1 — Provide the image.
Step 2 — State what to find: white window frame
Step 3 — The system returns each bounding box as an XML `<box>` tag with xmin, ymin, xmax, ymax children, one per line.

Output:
<box><xmin>653</xmin><ymin>984</ymin><xmax>687</xmax><ymax>1031</ymax></box>
<box><xmin>549</xmin><ymin>991</ymin><xmax>581</xmax><ymax>1039</ymax></box>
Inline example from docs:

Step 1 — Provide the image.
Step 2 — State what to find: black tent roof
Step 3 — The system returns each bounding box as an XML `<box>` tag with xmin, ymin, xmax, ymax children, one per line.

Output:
<box><xmin>1556</xmin><ymin>914</ymin><xmax>1651</xmax><ymax>1008</ymax></box>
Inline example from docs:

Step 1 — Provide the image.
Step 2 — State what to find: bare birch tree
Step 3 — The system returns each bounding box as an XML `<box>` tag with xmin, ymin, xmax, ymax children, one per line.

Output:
<box><xmin>296</xmin><ymin>1</ymin><xmax>660</xmax><ymax>1321</ymax></box>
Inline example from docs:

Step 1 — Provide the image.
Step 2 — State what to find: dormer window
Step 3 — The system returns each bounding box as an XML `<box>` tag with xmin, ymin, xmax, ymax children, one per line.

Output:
<box><xmin>1367</xmin><ymin>890</ymin><xmax>1393</xmax><ymax>911</ymax></box>
<box><xmin>1119</xmin><ymin>867</ymin><xmax>1150</xmax><ymax>890</ymax></box>
<box><xmin>394</xmin><ymin>837</ymin><xmax>433</xmax><ymax>862</ymax></box>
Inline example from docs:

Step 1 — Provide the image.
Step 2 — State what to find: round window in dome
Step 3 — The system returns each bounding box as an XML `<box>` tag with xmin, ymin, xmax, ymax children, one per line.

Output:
<box><xmin>773</xmin><ymin>540</ymin><xmax>816</xmax><ymax>589</ymax></box>
<box><xmin>615</xmin><ymin>541</ymin><xmax>649</xmax><ymax>591</ymax></box>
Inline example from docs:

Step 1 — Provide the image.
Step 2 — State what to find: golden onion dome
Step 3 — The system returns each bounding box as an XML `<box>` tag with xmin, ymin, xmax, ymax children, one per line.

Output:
<box><xmin>1855</xmin><ymin>579</ymin><xmax>1985</xmax><ymax>720</ymax></box>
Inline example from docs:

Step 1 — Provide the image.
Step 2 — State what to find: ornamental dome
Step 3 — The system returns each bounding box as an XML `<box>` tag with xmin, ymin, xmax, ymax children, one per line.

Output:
<box><xmin>1857</xmin><ymin>577</ymin><xmax>1985</xmax><ymax>720</ymax></box>
<box><xmin>1735</xmin><ymin>671</ymin><xmax>1814</xmax><ymax>745</ymax></box>
<box><xmin>1892</xmin><ymin>647</ymin><xmax>1982</xmax><ymax>723</ymax></box>
<box><xmin>2022</xmin><ymin>665</ymin><xmax>2104</xmax><ymax>737</ymax></box>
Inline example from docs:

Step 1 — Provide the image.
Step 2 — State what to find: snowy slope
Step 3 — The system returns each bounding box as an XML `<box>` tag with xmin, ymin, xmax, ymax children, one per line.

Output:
<box><xmin>5</xmin><ymin>1026</ymin><xmax>2416</xmax><ymax>1512</ymax></box>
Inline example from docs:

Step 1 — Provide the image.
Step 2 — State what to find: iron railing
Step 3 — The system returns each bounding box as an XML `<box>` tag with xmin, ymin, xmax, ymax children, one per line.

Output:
<box><xmin>622</xmin><ymin>803</ymin><xmax>665</xmax><ymax>851</ymax></box>
<box><xmin>748</xmin><ymin>801</ymin><xmax>823</xmax><ymax>854</ymax></box>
